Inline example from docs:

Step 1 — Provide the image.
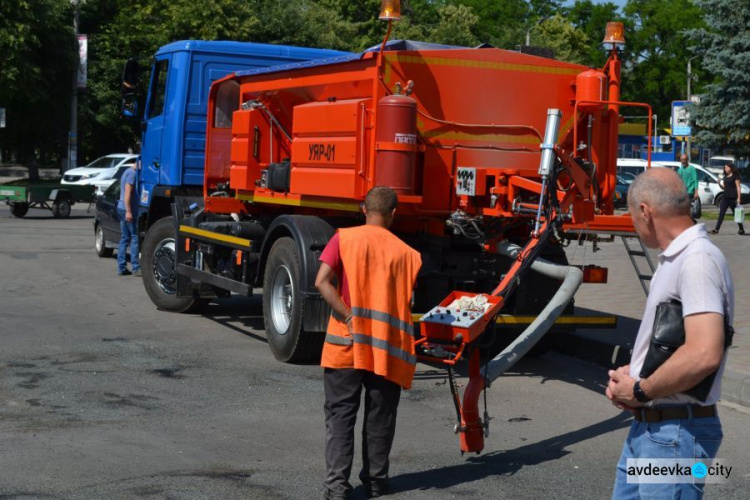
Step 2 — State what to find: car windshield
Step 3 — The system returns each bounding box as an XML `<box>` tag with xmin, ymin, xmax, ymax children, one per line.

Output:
<box><xmin>85</xmin><ymin>156</ymin><xmax>120</xmax><ymax>169</ymax></box>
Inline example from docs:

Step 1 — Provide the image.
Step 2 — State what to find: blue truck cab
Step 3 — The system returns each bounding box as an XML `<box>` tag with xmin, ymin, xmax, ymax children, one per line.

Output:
<box><xmin>124</xmin><ymin>40</ymin><xmax>348</xmax><ymax>228</ymax></box>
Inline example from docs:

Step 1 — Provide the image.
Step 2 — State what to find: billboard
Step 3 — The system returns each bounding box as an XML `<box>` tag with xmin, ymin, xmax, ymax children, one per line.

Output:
<box><xmin>672</xmin><ymin>100</ymin><xmax>691</xmax><ymax>137</ymax></box>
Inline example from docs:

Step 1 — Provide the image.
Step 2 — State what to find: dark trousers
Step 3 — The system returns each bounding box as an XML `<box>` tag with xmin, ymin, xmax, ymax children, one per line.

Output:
<box><xmin>714</xmin><ymin>197</ymin><xmax>744</xmax><ymax>232</ymax></box>
<box><xmin>323</xmin><ymin>368</ymin><xmax>401</xmax><ymax>496</ymax></box>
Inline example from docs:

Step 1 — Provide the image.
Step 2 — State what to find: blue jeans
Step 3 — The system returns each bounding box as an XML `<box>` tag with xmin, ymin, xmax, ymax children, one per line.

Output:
<box><xmin>613</xmin><ymin>413</ymin><xmax>723</xmax><ymax>499</ymax></box>
<box><xmin>117</xmin><ymin>208</ymin><xmax>140</xmax><ymax>272</ymax></box>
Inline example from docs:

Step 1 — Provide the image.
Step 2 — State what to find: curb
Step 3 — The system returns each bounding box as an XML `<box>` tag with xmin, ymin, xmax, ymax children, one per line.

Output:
<box><xmin>552</xmin><ymin>330</ymin><xmax>750</xmax><ymax>410</ymax></box>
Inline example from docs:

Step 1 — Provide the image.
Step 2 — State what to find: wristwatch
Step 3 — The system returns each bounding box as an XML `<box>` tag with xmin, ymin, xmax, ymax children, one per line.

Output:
<box><xmin>633</xmin><ymin>380</ymin><xmax>651</xmax><ymax>403</ymax></box>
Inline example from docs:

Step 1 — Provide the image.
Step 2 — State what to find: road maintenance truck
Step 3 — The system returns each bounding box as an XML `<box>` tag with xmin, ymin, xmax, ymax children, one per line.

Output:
<box><xmin>131</xmin><ymin>15</ymin><xmax>651</xmax><ymax>453</ymax></box>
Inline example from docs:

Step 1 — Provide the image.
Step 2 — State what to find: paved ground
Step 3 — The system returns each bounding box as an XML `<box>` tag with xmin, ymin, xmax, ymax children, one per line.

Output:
<box><xmin>1</xmin><ymin>205</ymin><xmax>749</xmax><ymax>499</ymax></box>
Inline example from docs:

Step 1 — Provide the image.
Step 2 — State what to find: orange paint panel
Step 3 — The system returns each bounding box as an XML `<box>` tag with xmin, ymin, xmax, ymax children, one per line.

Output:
<box><xmin>293</xmin><ymin>98</ymin><xmax>368</xmax><ymax>136</ymax></box>
<box><xmin>290</xmin><ymin>168</ymin><xmax>356</xmax><ymax>199</ymax></box>
<box><xmin>291</xmin><ymin>137</ymin><xmax>357</xmax><ymax>168</ymax></box>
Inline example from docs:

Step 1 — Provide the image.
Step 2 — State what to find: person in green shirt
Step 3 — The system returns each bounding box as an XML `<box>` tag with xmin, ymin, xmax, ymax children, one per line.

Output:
<box><xmin>677</xmin><ymin>153</ymin><xmax>699</xmax><ymax>201</ymax></box>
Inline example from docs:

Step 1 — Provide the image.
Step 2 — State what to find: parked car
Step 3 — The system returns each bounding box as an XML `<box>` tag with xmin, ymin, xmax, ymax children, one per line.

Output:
<box><xmin>614</xmin><ymin>175</ymin><xmax>630</xmax><ymax>209</ymax></box>
<box><xmin>93</xmin><ymin>179</ymin><xmax>122</xmax><ymax>257</ymax></box>
<box><xmin>615</xmin><ymin>158</ymin><xmax>748</xmax><ymax>206</ymax></box>
<box><xmin>63</xmin><ymin>154</ymin><xmax>138</xmax><ymax>197</ymax></box>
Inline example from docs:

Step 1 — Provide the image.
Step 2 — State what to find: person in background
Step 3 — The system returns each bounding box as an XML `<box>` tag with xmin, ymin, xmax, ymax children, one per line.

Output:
<box><xmin>676</xmin><ymin>154</ymin><xmax>699</xmax><ymax>203</ymax></box>
<box><xmin>710</xmin><ymin>162</ymin><xmax>745</xmax><ymax>235</ymax></box>
<box><xmin>117</xmin><ymin>158</ymin><xmax>141</xmax><ymax>276</ymax></box>
<box><xmin>315</xmin><ymin>186</ymin><xmax>422</xmax><ymax>500</ymax></box>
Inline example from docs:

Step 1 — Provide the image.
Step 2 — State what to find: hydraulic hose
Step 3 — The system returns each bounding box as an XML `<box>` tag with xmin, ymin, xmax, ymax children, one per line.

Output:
<box><xmin>482</xmin><ymin>241</ymin><xmax>584</xmax><ymax>383</ymax></box>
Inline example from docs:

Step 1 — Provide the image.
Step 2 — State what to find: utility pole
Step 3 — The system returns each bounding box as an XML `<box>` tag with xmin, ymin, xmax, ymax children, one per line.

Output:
<box><xmin>66</xmin><ymin>0</ymin><xmax>79</xmax><ymax>172</ymax></box>
<box><xmin>686</xmin><ymin>55</ymin><xmax>699</xmax><ymax>162</ymax></box>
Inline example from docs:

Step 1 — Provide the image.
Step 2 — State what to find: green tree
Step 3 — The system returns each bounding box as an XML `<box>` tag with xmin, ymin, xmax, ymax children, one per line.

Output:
<box><xmin>0</xmin><ymin>0</ymin><xmax>76</xmax><ymax>172</ymax></box>
<box><xmin>564</xmin><ymin>0</ymin><xmax>621</xmax><ymax>67</ymax></box>
<box><xmin>687</xmin><ymin>0</ymin><xmax>750</xmax><ymax>152</ymax></box>
<box><xmin>533</xmin><ymin>13</ymin><xmax>590</xmax><ymax>64</ymax></box>
<box><xmin>619</xmin><ymin>0</ymin><xmax>706</xmax><ymax>123</ymax></box>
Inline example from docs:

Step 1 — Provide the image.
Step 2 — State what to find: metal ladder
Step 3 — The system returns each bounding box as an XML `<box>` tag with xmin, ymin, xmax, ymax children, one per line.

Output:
<box><xmin>621</xmin><ymin>235</ymin><xmax>656</xmax><ymax>296</ymax></box>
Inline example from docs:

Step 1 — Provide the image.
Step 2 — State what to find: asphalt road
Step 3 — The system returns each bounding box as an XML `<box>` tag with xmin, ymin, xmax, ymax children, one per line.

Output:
<box><xmin>1</xmin><ymin>205</ymin><xmax>749</xmax><ymax>499</ymax></box>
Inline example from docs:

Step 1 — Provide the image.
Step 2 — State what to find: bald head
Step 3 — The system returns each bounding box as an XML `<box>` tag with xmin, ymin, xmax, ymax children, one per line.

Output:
<box><xmin>628</xmin><ymin>168</ymin><xmax>690</xmax><ymax>217</ymax></box>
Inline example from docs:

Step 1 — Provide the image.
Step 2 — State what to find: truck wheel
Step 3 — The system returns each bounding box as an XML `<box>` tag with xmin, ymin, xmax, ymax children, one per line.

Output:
<box><xmin>263</xmin><ymin>237</ymin><xmax>321</xmax><ymax>363</ymax></box>
<box><xmin>141</xmin><ymin>216</ymin><xmax>208</xmax><ymax>313</ymax></box>
<box><xmin>52</xmin><ymin>199</ymin><xmax>71</xmax><ymax>218</ymax></box>
<box><xmin>95</xmin><ymin>223</ymin><xmax>114</xmax><ymax>258</ymax></box>
<box><xmin>10</xmin><ymin>202</ymin><xmax>29</xmax><ymax>218</ymax></box>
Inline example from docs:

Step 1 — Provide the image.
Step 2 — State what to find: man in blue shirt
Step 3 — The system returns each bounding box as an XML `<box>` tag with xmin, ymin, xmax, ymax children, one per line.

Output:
<box><xmin>117</xmin><ymin>159</ymin><xmax>140</xmax><ymax>276</ymax></box>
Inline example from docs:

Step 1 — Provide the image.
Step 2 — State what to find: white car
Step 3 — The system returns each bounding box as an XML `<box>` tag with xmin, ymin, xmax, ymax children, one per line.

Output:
<box><xmin>62</xmin><ymin>154</ymin><xmax>138</xmax><ymax>197</ymax></box>
<box><xmin>616</xmin><ymin>158</ymin><xmax>748</xmax><ymax>206</ymax></box>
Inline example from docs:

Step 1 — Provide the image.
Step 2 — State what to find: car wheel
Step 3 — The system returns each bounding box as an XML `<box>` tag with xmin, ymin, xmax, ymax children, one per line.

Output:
<box><xmin>95</xmin><ymin>223</ymin><xmax>114</xmax><ymax>258</ymax></box>
<box><xmin>52</xmin><ymin>199</ymin><xmax>71</xmax><ymax>218</ymax></box>
<box><xmin>262</xmin><ymin>237</ymin><xmax>323</xmax><ymax>363</ymax></box>
<box><xmin>714</xmin><ymin>193</ymin><xmax>723</xmax><ymax>207</ymax></box>
<box><xmin>9</xmin><ymin>202</ymin><xmax>29</xmax><ymax>218</ymax></box>
<box><xmin>141</xmin><ymin>216</ymin><xmax>209</xmax><ymax>313</ymax></box>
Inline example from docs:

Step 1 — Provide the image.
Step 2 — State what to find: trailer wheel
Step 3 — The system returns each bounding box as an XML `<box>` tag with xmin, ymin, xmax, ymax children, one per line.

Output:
<box><xmin>142</xmin><ymin>216</ymin><xmax>208</xmax><ymax>313</ymax></box>
<box><xmin>95</xmin><ymin>223</ymin><xmax>113</xmax><ymax>258</ymax></box>
<box><xmin>52</xmin><ymin>199</ymin><xmax>71</xmax><ymax>218</ymax></box>
<box><xmin>263</xmin><ymin>237</ymin><xmax>320</xmax><ymax>363</ymax></box>
<box><xmin>9</xmin><ymin>202</ymin><xmax>29</xmax><ymax>218</ymax></box>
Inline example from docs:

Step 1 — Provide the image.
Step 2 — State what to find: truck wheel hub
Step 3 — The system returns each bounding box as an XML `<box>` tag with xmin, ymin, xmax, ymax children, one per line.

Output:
<box><xmin>153</xmin><ymin>239</ymin><xmax>177</xmax><ymax>294</ymax></box>
<box><xmin>270</xmin><ymin>265</ymin><xmax>294</xmax><ymax>334</ymax></box>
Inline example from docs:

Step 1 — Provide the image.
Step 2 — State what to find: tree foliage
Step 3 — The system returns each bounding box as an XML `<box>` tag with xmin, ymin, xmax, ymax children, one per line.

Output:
<box><xmin>534</xmin><ymin>14</ymin><xmax>590</xmax><ymax>64</ymax></box>
<box><xmin>687</xmin><ymin>0</ymin><xmax>750</xmax><ymax>152</ymax></box>
<box><xmin>0</xmin><ymin>0</ymin><xmax>76</xmax><ymax>167</ymax></box>
<box><xmin>619</xmin><ymin>0</ymin><xmax>706</xmax><ymax>122</ymax></box>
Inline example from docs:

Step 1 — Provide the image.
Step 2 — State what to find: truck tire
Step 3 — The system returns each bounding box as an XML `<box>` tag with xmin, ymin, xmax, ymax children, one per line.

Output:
<box><xmin>141</xmin><ymin>216</ymin><xmax>208</xmax><ymax>313</ymax></box>
<box><xmin>10</xmin><ymin>202</ymin><xmax>29</xmax><ymax>218</ymax></box>
<box><xmin>95</xmin><ymin>223</ymin><xmax>114</xmax><ymax>258</ymax></box>
<box><xmin>263</xmin><ymin>237</ymin><xmax>322</xmax><ymax>363</ymax></box>
<box><xmin>52</xmin><ymin>199</ymin><xmax>71</xmax><ymax>218</ymax></box>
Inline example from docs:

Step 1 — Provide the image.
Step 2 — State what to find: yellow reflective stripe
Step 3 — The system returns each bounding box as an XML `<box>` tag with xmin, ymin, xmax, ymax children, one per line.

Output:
<box><xmin>389</xmin><ymin>54</ymin><xmax>581</xmax><ymax>76</ymax></box>
<box><xmin>236</xmin><ymin>193</ymin><xmax>360</xmax><ymax>212</ymax></box>
<box><xmin>179</xmin><ymin>225</ymin><xmax>253</xmax><ymax>248</ymax></box>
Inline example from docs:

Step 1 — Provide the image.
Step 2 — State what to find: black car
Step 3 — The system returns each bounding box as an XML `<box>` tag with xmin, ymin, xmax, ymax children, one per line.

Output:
<box><xmin>93</xmin><ymin>179</ymin><xmax>122</xmax><ymax>257</ymax></box>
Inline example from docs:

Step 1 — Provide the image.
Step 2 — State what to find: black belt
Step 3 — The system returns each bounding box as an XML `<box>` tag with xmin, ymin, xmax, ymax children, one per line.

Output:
<box><xmin>634</xmin><ymin>404</ymin><xmax>717</xmax><ymax>423</ymax></box>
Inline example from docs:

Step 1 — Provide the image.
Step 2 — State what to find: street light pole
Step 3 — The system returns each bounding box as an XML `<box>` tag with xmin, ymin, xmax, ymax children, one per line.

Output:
<box><xmin>66</xmin><ymin>0</ymin><xmax>79</xmax><ymax>172</ymax></box>
<box><xmin>686</xmin><ymin>55</ymin><xmax>699</xmax><ymax>162</ymax></box>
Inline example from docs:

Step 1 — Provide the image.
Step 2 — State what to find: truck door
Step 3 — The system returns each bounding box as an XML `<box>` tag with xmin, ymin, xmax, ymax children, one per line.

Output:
<box><xmin>140</xmin><ymin>57</ymin><xmax>170</xmax><ymax>204</ymax></box>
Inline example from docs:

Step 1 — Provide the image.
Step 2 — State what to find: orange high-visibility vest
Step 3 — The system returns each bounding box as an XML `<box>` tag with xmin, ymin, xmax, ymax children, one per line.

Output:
<box><xmin>321</xmin><ymin>225</ymin><xmax>422</xmax><ymax>389</ymax></box>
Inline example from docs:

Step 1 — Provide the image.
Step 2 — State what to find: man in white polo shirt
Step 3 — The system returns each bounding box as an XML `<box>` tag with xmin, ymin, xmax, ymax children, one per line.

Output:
<box><xmin>606</xmin><ymin>168</ymin><xmax>732</xmax><ymax>499</ymax></box>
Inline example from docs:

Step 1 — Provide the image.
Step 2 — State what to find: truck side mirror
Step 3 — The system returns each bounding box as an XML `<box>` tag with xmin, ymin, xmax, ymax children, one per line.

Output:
<box><xmin>121</xmin><ymin>58</ymin><xmax>141</xmax><ymax>119</ymax></box>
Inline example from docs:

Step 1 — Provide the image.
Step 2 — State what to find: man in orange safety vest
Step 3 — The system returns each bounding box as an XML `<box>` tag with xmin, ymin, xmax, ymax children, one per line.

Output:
<box><xmin>315</xmin><ymin>186</ymin><xmax>422</xmax><ymax>499</ymax></box>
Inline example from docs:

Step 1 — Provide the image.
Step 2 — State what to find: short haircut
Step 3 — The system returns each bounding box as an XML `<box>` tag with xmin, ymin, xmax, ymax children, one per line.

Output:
<box><xmin>364</xmin><ymin>186</ymin><xmax>398</xmax><ymax>215</ymax></box>
<box><xmin>628</xmin><ymin>169</ymin><xmax>690</xmax><ymax>216</ymax></box>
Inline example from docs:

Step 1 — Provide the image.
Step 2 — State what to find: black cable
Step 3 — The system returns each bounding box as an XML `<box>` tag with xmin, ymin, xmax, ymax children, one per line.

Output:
<box><xmin>447</xmin><ymin>365</ymin><xmax>463</xmax><ymax>428</ymax></box>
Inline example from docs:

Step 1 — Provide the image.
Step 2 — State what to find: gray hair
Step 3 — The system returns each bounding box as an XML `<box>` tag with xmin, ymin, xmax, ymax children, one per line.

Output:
<box><xmin>628</xmin><ymin>169</ymin><xmax>690</xmax><ymax>216</ymax></box>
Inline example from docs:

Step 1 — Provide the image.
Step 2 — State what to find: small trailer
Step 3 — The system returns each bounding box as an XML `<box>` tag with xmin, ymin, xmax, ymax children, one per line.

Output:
<box><xmin>0</xmin><ymin>180</ymin><xmax>95</xmax><ymax>218</ymax></box>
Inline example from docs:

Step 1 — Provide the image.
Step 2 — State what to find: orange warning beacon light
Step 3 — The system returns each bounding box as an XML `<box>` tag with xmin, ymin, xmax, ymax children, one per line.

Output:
<box><xmin>603</xmin><ymin>22</ymin><xmax>626</xmax><ymax>47</ymax></box>
<box><xmin>379</xmin><ymin>0</ymin><xmax>401</xmax><ymax>20</ymax></box>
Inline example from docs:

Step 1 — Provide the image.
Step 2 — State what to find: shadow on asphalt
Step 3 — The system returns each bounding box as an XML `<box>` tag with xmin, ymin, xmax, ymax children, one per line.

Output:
<box><xmin>385</xmin><ymin>411</ymin><xmax>632</xmax><ymax>495</ymax></box>
<box><xmin>199</xmin><ymin>295</ymin><xmax>268</xmax><ymax>344</ymax></box>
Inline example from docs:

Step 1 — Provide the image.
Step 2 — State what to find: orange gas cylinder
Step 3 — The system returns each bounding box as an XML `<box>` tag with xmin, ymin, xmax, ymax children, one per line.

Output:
<box><xmin>375</xmin><ymin>94</ymin><xmax>418</xmax><ymax>194</ymax></box>
<box><xmin>576</xmin><ymin>70</ymin><xmax>607</xmax><ymax>112</ymax></box>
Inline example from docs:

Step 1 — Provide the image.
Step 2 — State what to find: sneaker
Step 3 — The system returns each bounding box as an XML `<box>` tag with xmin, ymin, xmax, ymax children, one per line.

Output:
<box><xmin>132</xmin><ymin>269</ymin><xmax>142</xmax><ymax>277</ymax></box>
<box><xmin>118</xmin><ymin>269</ymin><xmax>132</xmax><ymax>276</ymax></box>
<box><xmin>739</xmin><ymin>229</ymin><xmax>745</xmax><ymax>235</ymax></box>
<box><xmin>322</xmin><ymin>490</ymin><xmax>349</xmax><ymax>500</ymax></box>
